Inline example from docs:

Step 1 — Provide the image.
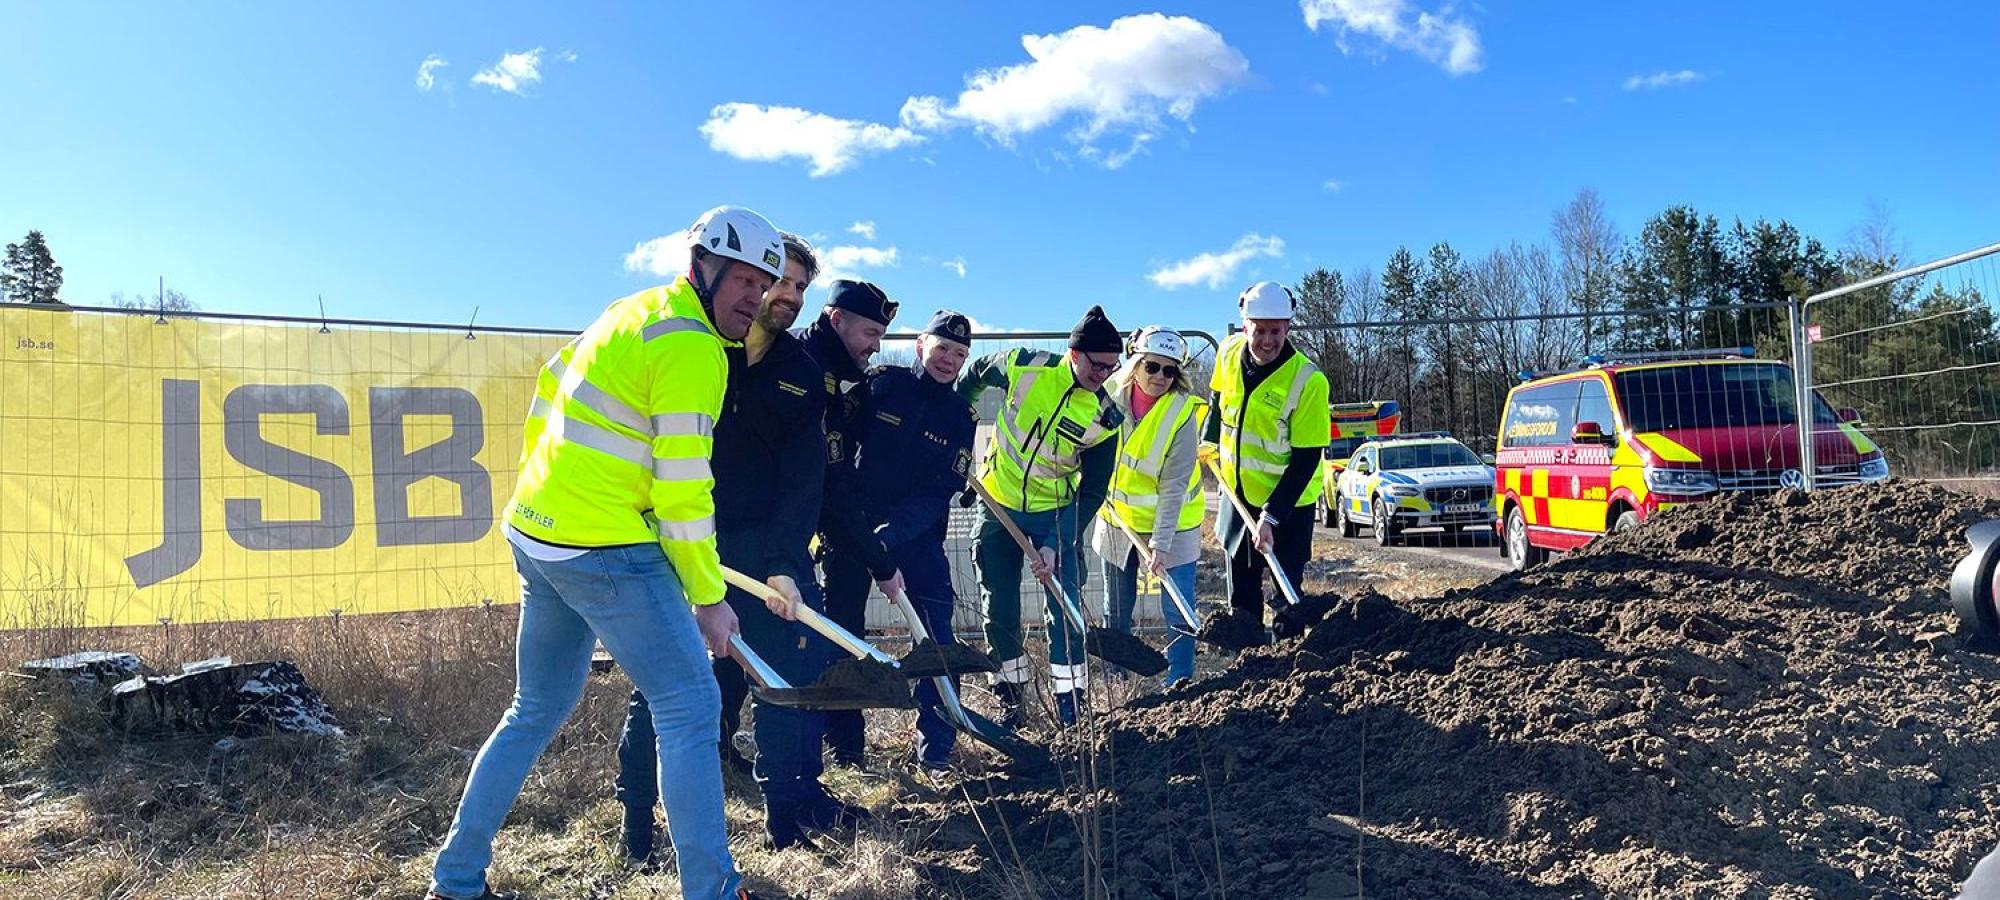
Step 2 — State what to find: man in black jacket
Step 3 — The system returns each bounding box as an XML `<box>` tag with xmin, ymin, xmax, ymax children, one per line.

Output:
<box><xmin>797</xmin><ymin>280</ymin><xmax>901</xmax><ymax>766</ymax></box>
<box><xmin>821</xmin><ymin>311</ymin><xmax>977</xmax><ymax>771</ymax></box>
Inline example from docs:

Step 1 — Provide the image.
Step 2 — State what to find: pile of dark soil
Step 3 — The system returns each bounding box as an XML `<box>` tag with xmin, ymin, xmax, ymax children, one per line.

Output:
<box><xmin>919</xmin><ymin>482</ymin><xmax>2000</xmax><ymax>898</ymax></box>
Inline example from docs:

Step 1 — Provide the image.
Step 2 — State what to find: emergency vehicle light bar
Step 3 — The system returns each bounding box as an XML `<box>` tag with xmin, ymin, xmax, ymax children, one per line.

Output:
<box><xmin>1519</xmin><ymin>346</ymin><xmax>1759</xmax><ymax>382</ymax></box>
<box><xmin>1374</xmin><ymin>430</ymin><xmax>1453</xmax><ymax>442</ymax></box>
<box><xmin>1583</xmin><ymin>345</ymin><xmax>1758</xmax><ymax>367</ymax></box>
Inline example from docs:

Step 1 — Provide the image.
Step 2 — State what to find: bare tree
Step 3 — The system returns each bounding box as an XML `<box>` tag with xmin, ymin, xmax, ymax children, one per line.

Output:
<box><xmin>1553</xmin><ymin>187</ymin><xmax>1620</xmax><ymax>354</ymax></box>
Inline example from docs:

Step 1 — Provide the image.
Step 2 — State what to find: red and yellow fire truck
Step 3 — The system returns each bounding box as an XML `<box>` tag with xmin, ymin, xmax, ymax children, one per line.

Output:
<box><xmin>1494</xmin><ymin>348</ymin><xmax>1888</xmax><ymax>570</ymax></box>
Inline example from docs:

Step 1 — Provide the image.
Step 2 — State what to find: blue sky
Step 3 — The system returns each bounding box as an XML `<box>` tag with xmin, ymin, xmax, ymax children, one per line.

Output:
<box><xmin>3</xmin><ymin>1</ymin><xmax>1995</xmax><ymax>337</ymax></box>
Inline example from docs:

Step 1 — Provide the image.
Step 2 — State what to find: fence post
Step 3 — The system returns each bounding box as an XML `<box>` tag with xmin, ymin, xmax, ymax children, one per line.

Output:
<box><xmin>1789</xmin><ymin>299</ymin><xmax>1817</xmax><ymax>490</ymax></box>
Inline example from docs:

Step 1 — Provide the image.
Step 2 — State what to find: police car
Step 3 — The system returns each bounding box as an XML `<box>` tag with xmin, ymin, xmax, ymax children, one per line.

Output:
<box><xmin>1331</xmin><ymin>433</ymin><xmax>1496</xmax><ymax>546</ymax></box>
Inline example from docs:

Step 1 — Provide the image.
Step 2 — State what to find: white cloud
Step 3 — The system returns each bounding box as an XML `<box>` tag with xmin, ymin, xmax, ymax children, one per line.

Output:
<box><xmin>1148</xmin><ymin>234</ymin><xmax>1286</xmax><ymax>290</ymax></box>
<box><xmin>700</xmin><ymin>103</ymin><xmax>924</xmax><ymax>177</ymax></box>
<box><xmin>416</xmin><ymin>55</ymin><xmax>447</xmax><ymax>92</ymax></box>
<box><xmin>819</xmin><ymin>245</ymin><xmax>901</xmax><ymax>283</ymax></box>
<box><xmin>848</xmin><ymin>221</ymin><xmax>877</xmax><ymax>240</ymax></box>
<box><xmin>1322</xmin><ymin>178</ymin><xmax>1344</xmax><ymax>192</ymax></box>
<box><xmin>1301</xmin><ymin>0</ymin><xmax>1483</xmax><ymax>76</ymax></box>
<box><xmin>1622</xmin><ymin>69</ymin><xmax>1706</xmax><ymax>91</ymax></box>
<box><xmin>623</xmin><ymin>235</ymin><xmax>687</xmax><ymax>276</ymax></box>
<box><xmin>472</xmin><ymin>48</ymin><xmax>544</xmax><ymax>95</ymax></box>
<box><xmin>967</xmin><ymin>315</ymin><xmax>1031</xmax><ymax>334</ymax></box>
<box><xmin>557</xmin><ymin>49</ymin><xmax>578</xmax><ymax>63</ymax></box>
<box><xmin>942</xmin><ymin>257</ymin><xmax>967</xmax><ymax>278</ymax></box>
<box><xmin>898</xmin><ymin>13</ymin><xmax>1249</xmax><ymax>166</ymax></box>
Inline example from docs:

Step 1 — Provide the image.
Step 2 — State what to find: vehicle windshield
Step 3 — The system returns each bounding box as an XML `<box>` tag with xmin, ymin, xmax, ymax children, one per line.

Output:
<box><xmin>1325</xmin><ymin>436</ymin><xmax>1370</xmax><ymax>461</ymax></box>
<box><xmin>1378</xmin><ymin>442</ymin><xmax>1481</xmax><ymax>470</ymax></box>
<box><xmin>1614</xmin><ymin>363</ymin><xmax>1835</xmax><ymax>432</ymax></box>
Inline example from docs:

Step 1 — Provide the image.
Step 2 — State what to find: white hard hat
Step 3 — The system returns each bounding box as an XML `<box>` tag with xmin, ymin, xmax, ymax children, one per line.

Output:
<box><xmin>1129</xmin><ymin>325</ymin><xmax>1187</xmax><ymax>363</ymax></box>
<box><xmin>687</xmin><ymin>205</ymin><xmax>785</xmax><ymax>280</ymax></box>
<box><xmin>1238</xmin><ymin>281</ymin><xmax>1295</xmax><ymax>320</ymax></box>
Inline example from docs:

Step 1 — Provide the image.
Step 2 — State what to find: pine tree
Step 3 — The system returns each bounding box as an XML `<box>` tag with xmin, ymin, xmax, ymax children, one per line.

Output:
<box><xmin>1381</xmin><ymin>247</ymin><xmax>1426</xmax><ymax>425</ymax></box>
<box><xmin>1</xmin><ymin>231</ymin><xmax>64</xmax><ymax>304</ymax></box>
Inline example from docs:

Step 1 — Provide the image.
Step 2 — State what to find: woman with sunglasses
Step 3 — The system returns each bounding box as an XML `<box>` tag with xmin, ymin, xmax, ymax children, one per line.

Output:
<box><xmin>1090</xmin><ymin>326</ymin><xmax>1209</xmax><ymax>687</ymax></box>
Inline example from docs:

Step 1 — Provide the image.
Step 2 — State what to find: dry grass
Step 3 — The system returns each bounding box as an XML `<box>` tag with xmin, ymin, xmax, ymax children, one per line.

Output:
<box><xmin>0</xmin><ymin>535</ymin><xmax>1429</xmax><ymax>900</ymax></box>
<box><xmin>0</xmin><ymin>600</ymin><xmax>1060</xmax><ymax>900</ymax></box>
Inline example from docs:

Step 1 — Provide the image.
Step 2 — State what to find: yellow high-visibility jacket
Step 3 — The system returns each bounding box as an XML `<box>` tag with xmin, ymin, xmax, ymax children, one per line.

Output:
<box><xmin>1212</xmin><ymin>334</ymin><xmax>1331</xmax><ymax>509</ymax></box>
<box><xmin>508</xmin><ymin>277</ymin><xmax>733</xmax><ymax>605</ymax></box>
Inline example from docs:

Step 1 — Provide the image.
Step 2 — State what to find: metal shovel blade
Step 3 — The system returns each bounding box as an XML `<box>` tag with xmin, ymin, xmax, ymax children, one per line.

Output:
<box><xmin>755</xmin><ymin>658</ymin><xmax>915</xmax><ymax>711</ymax></box>
<box><xmin>895</xmin><ymin>639</ymin><xmax>1002</xmax><ymax>679</ymax></box>
<box><xmin>1198</xmin><ymin>609</ymin><xmax>1271</xmax><ymax>652</ymax></box>
<box><xmin>953</xmin><ymin>704</ymin><xmax>1051</xmax><ymax>770</ymax></box>
<box><xmin>1086</xmin><ymin>627</ymin><xmax>1169</xmax><ymax>676</ymax></box>
<box><xmin>1272</xmin><ymin>595</ymin><xmax>1339</xmax><ymax>638</ymax></box>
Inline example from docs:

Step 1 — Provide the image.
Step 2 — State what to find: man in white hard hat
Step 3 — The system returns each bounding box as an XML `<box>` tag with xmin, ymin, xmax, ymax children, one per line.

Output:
<box><xmin>1200</xmin><ymin>282</ymin><xmax>1330</xmax><ymax>640</ymax></box>
<box><xmin>429</xmin><ymin>206</ymin><xmax>788</xmax><ymax>900</ymax></box>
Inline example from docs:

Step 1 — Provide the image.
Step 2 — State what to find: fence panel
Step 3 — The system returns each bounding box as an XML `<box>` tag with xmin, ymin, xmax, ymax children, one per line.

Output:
<box><xmin>0</xmin><ymin>303</ymin><xmax>568</xmax><ymax>629</ymax></box>
<box><xmin>1795</xmin><ymin>242</ymin><xmax>2000</xmax><ymax>487</ymax></box>
<box><xmin>0</xmin><ymin>307</ymin><xmax>1221</xmax><ymax>636</ymax></box>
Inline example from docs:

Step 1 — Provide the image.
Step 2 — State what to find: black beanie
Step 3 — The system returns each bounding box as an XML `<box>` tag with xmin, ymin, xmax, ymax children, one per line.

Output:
<box><xmin>1068</xmin><ymin>305</ymin><xmax>1122</xmax><ymax>353</ymax></box>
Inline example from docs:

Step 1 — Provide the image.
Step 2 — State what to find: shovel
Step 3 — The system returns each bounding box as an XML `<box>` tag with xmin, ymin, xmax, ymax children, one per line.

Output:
<box><xmin>1201</xmin><ymin>457</ymin><xmax>1337</xmax><ymax>644</ymax></box>
<box><xmin>720</xmin><ymin>567</ymin><xmax>999</xmax><ymax>679</ymax></box>
<box><xmin>884</xmin><ymin>585</ymin><xmax>1050</xmax><ymax>769</ymax></box>
<box><xmin>727</xmin><ymin>635</ymin><xmax>913</xmax><ymax>711</ymax></box>
<box><xmin>966</xmin><ymin>479</ymin><xmax>1169</xmax><ymax>677</ymax></box>
<box><xmin>1111</xmin><ymin>518</ymin><xmax>1232</xmax><ymax>652</ymax></box>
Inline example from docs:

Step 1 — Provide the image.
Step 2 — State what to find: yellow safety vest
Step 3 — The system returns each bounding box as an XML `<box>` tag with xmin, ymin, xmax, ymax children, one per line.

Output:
<box><xmin>1102</xmin><ymin>386</ymin><xmax>1209</xmax><ymax>535</ymax></box>
<box><xmin>979</xmin><ymin>350</ymin><xmax>1119</xmax><ymax>513</ymax></box>
<box><xmin>508</xmin><ymin>277</ymin><xmax>733</xmax><ymax>605</ymax></box>
<box><xmin>1212</xmin><ymin>334</ymin><xmax>1331</xmax><ymax>509</ymax></box>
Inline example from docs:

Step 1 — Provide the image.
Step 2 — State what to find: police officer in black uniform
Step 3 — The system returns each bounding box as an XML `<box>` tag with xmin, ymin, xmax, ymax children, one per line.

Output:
<box><xmin>822</xmin><ymin>311</ymin><xmax>977</xmax><ymax>772</ymax></box>
<box><xmin>797</xmin><ymin>280</ymin><xmax>901</xmax><ymax>767</ymax></box>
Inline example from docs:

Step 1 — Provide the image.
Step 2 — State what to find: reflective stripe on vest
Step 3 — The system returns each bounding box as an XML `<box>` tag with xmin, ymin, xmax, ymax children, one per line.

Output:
<box><xmin>1216</xmin><ymin>336</ymin><xmax>1321</xmax><ymax>507</ymax></box>
<box><xmin>1102</xmin><ymin>391</ymin><xmax>1205</xmax><ymax>534</ymax></box>
<box><xmin>982</xmin><ymin>351</ymin><xmax>1114</xmax><ymax>513</ymax></box>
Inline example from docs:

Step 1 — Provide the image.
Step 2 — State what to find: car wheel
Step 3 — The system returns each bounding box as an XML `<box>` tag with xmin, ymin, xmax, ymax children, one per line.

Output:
<box><xmin>1337</xmin><ymin>493</ymin><xmax>1360</xmax><ymax>538</ymax></box>
<box><xmin>1506</xmin><ymin>505</ymin><xmax>1549</xmax><ymax>571</ymax></box>
<box><xmin>1613</xmin><ymin>510</ymin><xmax>1641</xmax><ymax>533</ymax></box>
<box><xmin>1373</xmin><ymin>496</ymin><xmax>1397</xmax><ymax>546</ymax></box>
<box><xmin>1319</xmin><ymin>493</ymin><xmax>1337</xmax><ymax>529</ymax></box>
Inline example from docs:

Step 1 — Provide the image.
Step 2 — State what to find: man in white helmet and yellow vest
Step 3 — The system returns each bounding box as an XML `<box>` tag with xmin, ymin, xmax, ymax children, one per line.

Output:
<box><xmin>958</xmin><ymin>305</ymin><xmax>1126</xmax><ymax>727</ymax></box>
<box><xmin>1200</xmin><ymin>282</ymin><xmax>1331</xmax><ymax>641</ymax></box>
<box><xmin>428</xmin><ymin>206</ymin><xmax>790</xmax><ymax>900</ymax></box>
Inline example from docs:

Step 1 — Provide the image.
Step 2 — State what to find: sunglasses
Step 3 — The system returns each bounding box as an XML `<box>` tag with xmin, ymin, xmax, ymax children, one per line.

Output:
<box><xmin>1140</xmin><ymin>360</ymin><xmax>1182</xmax><ymax>379</ymax></box>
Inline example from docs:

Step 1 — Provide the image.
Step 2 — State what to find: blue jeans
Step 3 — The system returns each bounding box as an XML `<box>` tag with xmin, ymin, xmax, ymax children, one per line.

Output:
<box><xmin>431</xmin><ymin>543</ymin><xmax>739</xmax><ymax>900</ymax></box>
<box><xmin>1101</xmin><ymin>549</ymin><xmax>1198</xmax><ymax>687</ymax></box>
<box><xmin>618</xmin><ymin>566</ymin><xmax>830</xmax><ymax>815</ymax></box>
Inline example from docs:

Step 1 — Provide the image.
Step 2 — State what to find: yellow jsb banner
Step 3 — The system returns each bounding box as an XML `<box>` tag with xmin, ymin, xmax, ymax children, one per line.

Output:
<box><xmin>0</xmin><ymin>306</ymin><xmax>570</xmax><ymax>628</ymax></box>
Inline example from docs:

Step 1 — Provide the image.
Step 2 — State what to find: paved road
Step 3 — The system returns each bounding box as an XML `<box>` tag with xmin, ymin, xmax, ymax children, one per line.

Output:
<box><xmin>1317</xmin><ymin>519</ymin><xmax>1515</xmax><ymax>573</ymax></box>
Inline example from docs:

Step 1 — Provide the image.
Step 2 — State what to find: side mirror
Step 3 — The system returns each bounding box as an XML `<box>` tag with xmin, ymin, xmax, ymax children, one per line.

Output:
<box><xmin>1355</xmin><ymin>461</ymin><xmax>1372</xmax><ymax>476</ymax></box>
<box><xmin>1837</xmin><ymin>407</ymin><xmax>1863</xmax><ymax>424</ymax></box>
<box><xmin>1571</xmin><ymin>421</ymin><xmax>1612</xmax><ymax>445</ymax></box>
<box><xmin>1481</xmin><ymin>453</ymin><xmax>1497</xmax><ymax>466</ymax></box>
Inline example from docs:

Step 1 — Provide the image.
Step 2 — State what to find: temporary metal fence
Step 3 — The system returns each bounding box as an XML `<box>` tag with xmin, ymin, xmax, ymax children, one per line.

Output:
<box><xmin>1793</xmin><ymin>242</ymin><xmax>2000</xmax><ymax>488</ymax></box>
<box><xmin>0</xmin><ymin>301</ymin><xmax>1220</xmax><ymax>638</ymax></box>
